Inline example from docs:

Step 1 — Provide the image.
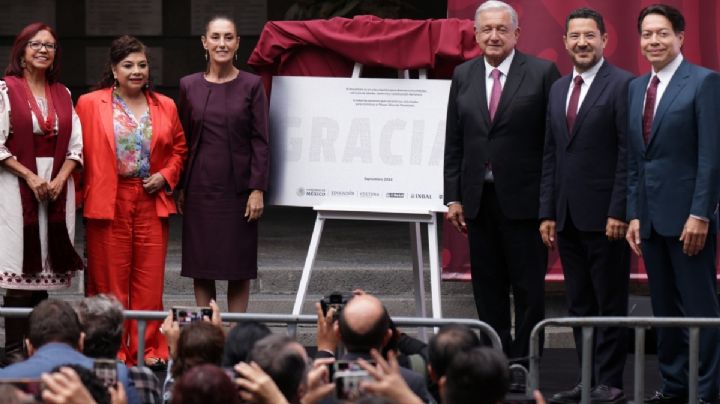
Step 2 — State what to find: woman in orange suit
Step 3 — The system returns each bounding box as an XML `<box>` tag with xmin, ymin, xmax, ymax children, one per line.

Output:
<box><xmin>76</xmin><ymin>35</ymin><xmax>187</xmax><ymax>367</ymax></box>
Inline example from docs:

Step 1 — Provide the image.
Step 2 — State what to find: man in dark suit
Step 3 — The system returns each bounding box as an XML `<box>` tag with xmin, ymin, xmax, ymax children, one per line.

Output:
<box><xmin>625</xmin><ymin>4</ymin><xmax>720</xmax><ymax>403</ymax></box>
<box><xmin>444</xmin><ymin>0</ymin><xmax>560</xmax><ymax>362</ymax></box>
<box><xmin>538</xmin><ymin>8</ymin><xmax>633</xmax><ymax>403</ymax></box>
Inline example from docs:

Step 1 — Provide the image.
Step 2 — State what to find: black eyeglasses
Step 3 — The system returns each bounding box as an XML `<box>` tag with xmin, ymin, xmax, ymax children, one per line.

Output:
<box><xmin>27</xmin><ymin>41</ymin><xmax>57</xmax><ymax>52</ymax></box>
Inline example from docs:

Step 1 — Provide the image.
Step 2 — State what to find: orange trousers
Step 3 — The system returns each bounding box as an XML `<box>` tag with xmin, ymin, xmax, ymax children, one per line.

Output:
<box><xmin>85</xmin><ymin>178</ymin><xmax>168</xmax><ymax>365</ymax></box>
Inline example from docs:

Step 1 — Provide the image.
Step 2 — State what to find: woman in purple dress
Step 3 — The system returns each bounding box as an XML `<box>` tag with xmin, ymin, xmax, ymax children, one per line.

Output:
<box><xmin>177</xmin><ymin>15</ymin><xmax>269</xmax><ymax>312</ymax></box>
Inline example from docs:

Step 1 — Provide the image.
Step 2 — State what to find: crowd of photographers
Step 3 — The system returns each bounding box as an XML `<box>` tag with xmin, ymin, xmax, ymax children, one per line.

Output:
<box><xmin>0</xmin><ymin>291</ymin><xmax>541</xmax><ymax>404</ymax></box>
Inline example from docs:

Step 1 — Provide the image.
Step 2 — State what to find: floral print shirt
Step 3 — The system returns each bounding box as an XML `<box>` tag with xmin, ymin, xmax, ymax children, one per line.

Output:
<box><xmin>113</xmin><ymin>90</ymin><xmax>152</xmax><ymax>178</ymax></box>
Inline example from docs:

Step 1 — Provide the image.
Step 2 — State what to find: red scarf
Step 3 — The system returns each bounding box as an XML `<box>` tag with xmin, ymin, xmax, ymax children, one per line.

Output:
<box><xmin>3</xmin><ymin>75</ymin><xmax>83</xmax><ymax>275</ymax></box>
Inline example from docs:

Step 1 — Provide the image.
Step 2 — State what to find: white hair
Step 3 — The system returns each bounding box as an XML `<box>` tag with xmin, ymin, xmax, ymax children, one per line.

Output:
<box><xmin>475</xmin><ymin>0</ymin><xmax>519</xmax><ymax>29</ymax></box>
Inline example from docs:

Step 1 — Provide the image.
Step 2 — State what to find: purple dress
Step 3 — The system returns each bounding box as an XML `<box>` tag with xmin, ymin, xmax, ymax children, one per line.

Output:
<box><xmin>178</xmin><ymin>72</ymin><xmax>269</xmax><ymax>280</ymax></box>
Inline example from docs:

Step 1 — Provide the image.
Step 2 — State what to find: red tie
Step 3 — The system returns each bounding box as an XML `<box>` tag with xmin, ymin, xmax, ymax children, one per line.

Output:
<box><xmin>642</xmin><ymin>75</ymin><xmax>660</xmax><ymax>145</ymax></box>
<box><xmin>566</xmin><ymin>75</ymin><xmax>583</xmax><ymax>134</ymax></box>
<box><xmin>488</xmin><ymin>68</ymin><xmax>502</xmax><ymax>122</ymax></box>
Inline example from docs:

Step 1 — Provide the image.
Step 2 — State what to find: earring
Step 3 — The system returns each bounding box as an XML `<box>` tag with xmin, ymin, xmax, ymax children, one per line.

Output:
<box><xmin>113</xmin><ymin>76</ymin><xmax>119</xmax><ymax>88</ymax></box>
<box><xmin>205</xmin><ymin>50</ymin><xmax>208</xmax><ymax>62</ymax></box>
<box><xmin>234</xmin><ymin>52</ymin><xmax>238</xmax><ymax>62</ymax></box>
<box><xmin>20</xmin><ymin>59</ymin><xmax>26</xmax><ymax>68</ymax></box>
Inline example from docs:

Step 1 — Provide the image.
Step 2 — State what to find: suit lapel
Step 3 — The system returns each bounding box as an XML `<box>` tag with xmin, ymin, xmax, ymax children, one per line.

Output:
<box><xmin>470</xmin><ymin>59</ymin><xmax>491</xmax><ymax>128</ymax></box>
<box><xmin>569</xmin><ymin>61</ymin><xmax>610</xmax><ymax>143</ymax></box>
<box><xmin>555</xmin><ymin>75</ymin><xmax>572</xmax><ymax>141</ymax></box>
<box><xmin>100</xmin><ymin>90</ymin><xmax>116</xmax><ymax>156</ymax></box>
<box><xmin>631</xmin><ymin>74</ymin><xmax>650</xmax><ymax>152</ymax></box>
<box><xmin>493</xmin><ymin>51</ymin><xmax>526</xmax><ymax>127</ymax></box>
<box><xmin>148</xmin><ymin>93</ymin><xmax>161</xmax><ymax>156</ymax></box>
<box><xmin>648</xmin><ymin>60</ymin><xmax>690</xmax><ymax>147</ymax></box>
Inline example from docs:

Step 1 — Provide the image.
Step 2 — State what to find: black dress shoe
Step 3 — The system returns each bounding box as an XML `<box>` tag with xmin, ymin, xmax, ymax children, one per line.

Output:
<box><xmin>549</xmin><ymin>385</ymin><xmax>582</xmax><ymax>404</ymax></box>
<box><xmin>591</xmin><ymin>385</ymin><xmax>626</xmax><ymax>403</ymax></box>
<box><xmin>643</xmin><ymin>391</ymin><xmax>684</xmax><ymax>404</ymax></box>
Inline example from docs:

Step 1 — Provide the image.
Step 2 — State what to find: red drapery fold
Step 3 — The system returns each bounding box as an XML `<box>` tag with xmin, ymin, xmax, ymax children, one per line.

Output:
<box><xmin>248</xmin><ymin>15</ymin><xmax>481</xmax><ymax>92</ymax></box>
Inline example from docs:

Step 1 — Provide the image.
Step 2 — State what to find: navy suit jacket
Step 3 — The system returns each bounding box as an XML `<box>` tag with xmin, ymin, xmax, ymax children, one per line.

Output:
<box><xmin>0</xmin><ymin>343</ymin><xmax>141</xmax><ymax>404</ymax></box>
<box><xmin>444</xmin><ymin>51</ymin><xmax>560</xmax><ymax>220</ymax></box>
<box><xmin>539</xmin><ymin>61</ymin><xmax>633</xmax><ymax>231</ymax></box>
<box><xmin>626</xmin><ymin>59</ymin><xmax>720</xmax><ymax>238</ymax></box>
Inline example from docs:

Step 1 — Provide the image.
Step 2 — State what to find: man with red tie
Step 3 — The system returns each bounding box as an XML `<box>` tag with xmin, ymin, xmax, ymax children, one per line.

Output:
<box><xmin>539</xmin><ymin>8</ymin><xmax>633</xmax><ymax>403</ymax></box>
<box><xmin>625</xmin><ymin>4</ymin><xmax>720</xmax><ymax>403</ymax></box>
<box><xmin>443</xmin><ymin>0</ymin><xmax>559</xmax><ymax>371</ymax></box>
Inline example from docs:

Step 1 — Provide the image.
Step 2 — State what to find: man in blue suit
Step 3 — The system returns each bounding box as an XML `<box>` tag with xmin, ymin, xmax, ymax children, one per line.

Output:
<box><xmin>625</xmin><ymin>4</ymin><xmax>720</xmax><ymax>403</ymax></box>
<box><xmin>539</xmin><ymin>8</ymin><xmax>632</xmax><ymax>403</ymax></box>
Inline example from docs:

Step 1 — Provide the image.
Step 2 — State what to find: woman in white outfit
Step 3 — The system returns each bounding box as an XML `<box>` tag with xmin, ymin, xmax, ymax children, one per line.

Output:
<box><xmin>0</xmin><ymin>22</ymin><xmax>83</xmax><ymax>363</ymax></box>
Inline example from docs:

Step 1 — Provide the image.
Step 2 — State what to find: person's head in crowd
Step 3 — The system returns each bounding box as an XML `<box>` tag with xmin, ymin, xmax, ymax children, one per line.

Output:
<box><xmin>474</xmin><ymin>0</ymin><xmax>520</xmax><ymax>67</ymax></box>
<box><xmin>96</xmin><ymin>35</ymin><xmax>153</xmax><ymax>95</ymax></box>
<box><xmin>171</xmin><ymin>364</ymin><xmax>239</xmax><ymax>404</ymax></box>
<box><xmin>428</xmin><ymin>324</ymin><xmax>482</xmax><ymax>382</ymax></box>
<box><xmin>637</xmin><ymin>3</ymin><xmax>685</xmax><ymax>72</ymax></box>
<box><xmin>201</xmin><ymin>15</ymin><xmax>240</xmax><ymax>73</ymax></box>
<box><xmin>5</xmin><ymin>22</ymin><xmax>61</xmax><ymax>83</ymax></box>
<box><xmin>221</xmin><ymin>321</ymin><xmax>271</xmax><ymax>367</ymax></box>
<box><xmin>50</xmin><ymin>364</ymin><xmax>110</xmax><ymax>404</ymax></box>
<box><xmin>248</xmin><ymin>334</ymin><xmax>309</xmax><ymax>404</ymax></box>
<box><xmin>26</xmin><ymin>299</ymin><xmax>84</xmax><ymax>355</ymax></box>
<box><xmin>170</xmin><ymin>321</ymin><xmax>225</xmax><ymax>379</ymax></box>
<box><xmin>337</xmin><ymin>294</ymin><xmax>392</xmax><ymax>353</ymax></box>
<box><xmin>74</xmin><ymin>294</ymin><xmax>124</xmax><ymax>359</ymax></box>
<box><xmin>440</xmin><ymin>347</ymin><xmax>509</xmax><ymax>404</ymax></box>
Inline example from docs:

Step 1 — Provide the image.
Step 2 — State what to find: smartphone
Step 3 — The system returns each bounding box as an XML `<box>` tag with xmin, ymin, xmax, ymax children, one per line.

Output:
<box><xmin>0</xmin><ymin>379</ymin><xmax>43</xmax><ymax>400</ymax></box>
<box><xmin>333</xmin><ymin>361</ymin><xmax>373</xmax><ymax>400</ymax></box>
<box><xmin>93</xmin><ymin>359</ymin><xmax>118</xmax><ymax>388</ymax></box>
<box><xmin>172</xmin><ymin>306</ymin><xmax>213</xmax><ymax>326</ymax></box>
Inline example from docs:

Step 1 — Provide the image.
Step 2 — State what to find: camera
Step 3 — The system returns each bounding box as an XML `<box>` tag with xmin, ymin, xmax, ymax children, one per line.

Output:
<box><xmin>320</xmin><ymin>292</ymin><xmax>353</xmax><ymax>318</ymax></box>
<box><xmin>172</xmin><ymin>306</ymin><xmax>213</xmax><ymax>326</ymax></box>
<box><xmin>93</xmin><ymin>359</ymin><xmax>118</xmax><ymax>388</ymax></box>
<box><xmin>333</xmin><ymin>360</ymin><xmax>373</xmax><ymax>400</ymax></box>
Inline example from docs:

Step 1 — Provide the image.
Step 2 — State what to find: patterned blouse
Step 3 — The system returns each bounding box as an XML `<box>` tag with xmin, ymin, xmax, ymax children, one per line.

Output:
<box><xmin>113</xmin><ymin>90</ymin><xmax>152</xmax><ymax>178</ymax></box>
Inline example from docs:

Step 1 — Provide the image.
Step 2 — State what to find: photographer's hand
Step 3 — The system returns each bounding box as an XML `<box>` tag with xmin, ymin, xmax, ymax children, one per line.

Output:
<box><xmin>234</xmin><ymin>361</ymin><xmax>289</xmax><ymax>404</ymax></box>
<box><xmin>41</xmin><ymin>367</ymin><xmax>98</xmax><ymax>404</ymax></box>
<box><xmin>300</xmin><ymin>358</ymin><xmax>334</xmax><ymax>404</ymax></box>
<box><xmin>358</xmin><ymin>349</ymin><xmax>423</xmax><ymax>404</ymax></box>
<box><xmin>109</xmin><ymin>383</ymin><xmax>127</xmax><ymax>404</ymax></box>
<box><xmin>160</xmin><ymin>311</ymin><xmax>180</xmax><ymax>358</ymax></box>
<box><xmin>208</xmin><ymin>299</ymin><xmax>223</xmax><ymax>329</ymax></box>
<box><xmin>315</xmin><ymin>302</ymin><xmax>338</xmax><ymax>354</ymax></box>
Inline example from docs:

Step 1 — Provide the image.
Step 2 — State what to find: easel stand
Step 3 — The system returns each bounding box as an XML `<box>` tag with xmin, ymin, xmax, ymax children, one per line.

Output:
<box><xmin>288</xmin><ymin>65</ymin><xmax>444</xmax><ymax>339</ymax></box>
<box><xmin>290</xmin><ymin>206</ymin><xmax>443</xmax><ymax>340</ymax></box>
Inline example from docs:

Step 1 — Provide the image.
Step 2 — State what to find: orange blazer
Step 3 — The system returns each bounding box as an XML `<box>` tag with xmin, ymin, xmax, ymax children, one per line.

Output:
<box><xmin>76</xmin><ymin>88</ymin><xmax>188</xmax><ymax>219</ymax></box>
